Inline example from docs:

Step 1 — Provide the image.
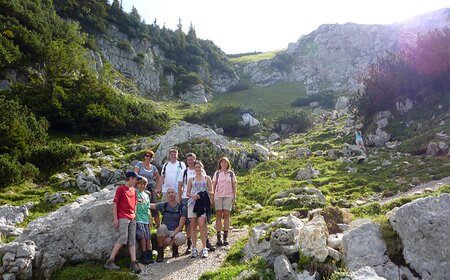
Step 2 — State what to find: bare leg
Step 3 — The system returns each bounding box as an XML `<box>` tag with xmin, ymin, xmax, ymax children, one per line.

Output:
<box><xmin>190</xmin><ymin>218</ymin><xmax>198</xmax><ymax>249</ymax></box>
<box><xmin>198</xmin><ymin>217</ymin><xmax>207</xmax><ymax>248</ymax></box>
<box><xmin>215</xmin><ymin>210</ymin><xmax>223</xmax><ymax>233</ymax></box>
<box><xmin>223</xmin><ymin>210</ymin><xmax>231</xmax><ymax>232</ymax></box>
<box><xmin>129</xmin><ymin>245</ymin><xmax>137</xmax><ymax>262</ymax></box>
<box><xmin>109</xmin><ymin>243</ymin><xmax>123</xmax><ymax>259</ymax></box>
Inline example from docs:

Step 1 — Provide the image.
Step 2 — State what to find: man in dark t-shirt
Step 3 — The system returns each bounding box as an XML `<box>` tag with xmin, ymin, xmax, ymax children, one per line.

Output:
<box><xmin>150</xmin><ymin>187</ymin><xmax>187</xmax><ymax>262</ymax></box>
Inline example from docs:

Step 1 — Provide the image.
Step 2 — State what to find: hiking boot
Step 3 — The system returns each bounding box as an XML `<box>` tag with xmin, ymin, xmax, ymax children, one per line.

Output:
<box><xmin>130</xmin><ymin>261</ymin><xmax>141</xmax><ymax>274</ymax></box>
<box><xmin>156</xmin><ymin>247</ymin><xmax>164</xmax><ymax>263</ymax></box>
<box><xmin>201</xmin><ymin>247</ymin><xmax>208</xmax><ymax>258</ymax></box>
<box><xmin>185</xmin><ymin>238</ymin><xmax>192</xmax><ymax>255</ymax></box>
<box><xmin>223</xmin><ymin>232</ymin><xmax>229</xmax><ymax>246</ymax></box>
<box><xmin>216</xmin><ymin>233</ymin><xmax>223</xmax><ymax>247</ymax></box>
<box><xmin>191</xmin><ymin>248</ymin><xmax>198</xmax><ymax>258</ymax></box>
<box><xmin>206</xmin><ymin>238</ymin><xmax>216</xmax><ymax>252</ymax></box>
<box><xmin>172</xmin><ymin>244</ymin><xmax>179</xmax><ymax>258</ymax></box>
<box><xmin>104</xmin><ymin>258</ymin><xmax>120</xmax><ymax>270</ymax></box>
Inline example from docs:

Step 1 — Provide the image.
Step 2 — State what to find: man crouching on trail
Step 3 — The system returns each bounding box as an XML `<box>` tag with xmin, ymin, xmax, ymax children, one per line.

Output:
<box><xmin>150</xmin><ymin>187</ymin><xmax>187</xmax><ymax>262</ymax></box>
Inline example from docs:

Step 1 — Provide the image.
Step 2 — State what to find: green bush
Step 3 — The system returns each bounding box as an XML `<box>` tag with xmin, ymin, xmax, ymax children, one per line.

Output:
<box><xmin>29</xmin><ymin>139</ymin><xmax>79</xmax><ymax>173</ymax></box>
<box><xmin>184</xmin><ymin>104</ymin><xmax>251</xmax><ymax>136</ymax></box>
<box><xmin>0</xmin><ymin>95</ymin><xmax>48</xmax><ymax>158</ymax></box>
<box><xmin>0</xmin><ymin>154</ymin><xmax>38</xmax><ymax>188</ymax></box>
<box><xmin>291</xmin><ymin>93</ymin><xmax>335</xmax><ymax>108</ymax></box>
<box><xmin>275</xmin><ymin>110</ymin><xmax>312</xmax><ymax>133</ymax></box>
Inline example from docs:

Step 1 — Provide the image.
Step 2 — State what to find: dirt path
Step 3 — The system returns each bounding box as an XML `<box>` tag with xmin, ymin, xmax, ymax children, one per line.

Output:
<box><xmin>139</xmin><ymin>228</ymin><xmax>248</xmax><ymax>280</ymax></box>
<box><xmin>380</xmin><ymin>176</ymin><xmax>450</xmax><ymax>205</ymax></box>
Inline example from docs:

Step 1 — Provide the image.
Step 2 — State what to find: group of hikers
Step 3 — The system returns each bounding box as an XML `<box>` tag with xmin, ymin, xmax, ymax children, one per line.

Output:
<box><xmin>104</xmin><ymin>149</ymin><xmax>237</xmax><ymax>274</ymax></box>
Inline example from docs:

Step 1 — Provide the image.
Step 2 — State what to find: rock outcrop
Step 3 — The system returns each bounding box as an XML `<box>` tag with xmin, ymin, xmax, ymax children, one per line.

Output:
<box><xmin>13</xmin><ymin>186</ymin><xmax>119</xmax><ymax>278</ymax></box>
<box><xmin>241</xmin><ymin>9</ymin><xmax>449</xmax><ymax>94</ymax></box>
<box><xmin>389</xmin><ymin>194</ymin><xmax>450</xmax><ymax>280</ymax></box>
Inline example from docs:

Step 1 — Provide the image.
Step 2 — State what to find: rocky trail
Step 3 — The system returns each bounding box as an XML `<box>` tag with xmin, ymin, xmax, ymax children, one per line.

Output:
<box><xmin>380</xmin><ymin>175</ymin><xmax>450</xmax><ymax>204</ymax></box>
<box><xmin>139</xmin><ymin>228</ymin><xmax>249</xmax><ymax>280</ymax></box>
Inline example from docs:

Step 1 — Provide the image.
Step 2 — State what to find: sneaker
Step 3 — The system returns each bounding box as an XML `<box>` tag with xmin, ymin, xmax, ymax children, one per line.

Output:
<box><xmin>130</xmin><ymin>261</ymin><xmax>141</xmax><ymax>274</ymax></box>
<box><xmin>201</xmin><ymin>248</ymin><xmax>208</xmax><ymax>258</ymax></box>
<box><xmin>104</xmin><ymin>259</ymin><xmax>120</xmax><ymax>270</ymax></box>
<box><xmin>191</xmin><ymin>248</ymin><xmax>198</xmax><ymax>258</ymax></box>
<box><xmin>223</xmin><ymin>240</ymin><xmax>229</xmax><ymax>246</ymax></box>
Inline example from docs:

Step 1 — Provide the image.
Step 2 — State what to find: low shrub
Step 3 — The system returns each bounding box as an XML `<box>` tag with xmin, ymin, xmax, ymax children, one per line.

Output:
<box><xmin>275</xmin><ymin>110</ymin><xmax>312</xmax><ymax>133</ymax></box>
<box><xmin>0</xmin><ymin>154</ymin><xmax>39</xmax><ymax>188</ymax></box>
<box><xmin>29</xmin><ymin>139</ymin><xmax>80</xmax><ymax>173</ymax></box>
<box><xmin>291</xmin><ymin>93</ymin><xmax>335</xmax><ymax>109</ymax></box>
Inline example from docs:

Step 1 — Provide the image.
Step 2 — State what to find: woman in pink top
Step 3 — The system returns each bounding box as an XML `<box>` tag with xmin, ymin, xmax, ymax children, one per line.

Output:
<box><xmin>212</xmin><ymin>157</ymin><xmax>237</xmax><ymax>246</ymax></box>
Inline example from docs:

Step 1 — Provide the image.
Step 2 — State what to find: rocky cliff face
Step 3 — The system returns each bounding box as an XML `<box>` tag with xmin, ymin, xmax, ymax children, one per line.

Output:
<box><xmin>94</xmin><ymin>26</ymin><xmax>239</xmax><ymax>103</ymax></box>
<box><xmin>243</xmin><ymin>8</ymin><xmax>450</xmax><ymax>95</ymax></box>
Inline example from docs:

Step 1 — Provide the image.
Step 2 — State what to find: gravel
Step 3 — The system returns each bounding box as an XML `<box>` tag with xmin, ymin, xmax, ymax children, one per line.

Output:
<box><xmin>139</xmin><ymin>228</ymin><xmax>249</xmax><ymax>280</ymax></box>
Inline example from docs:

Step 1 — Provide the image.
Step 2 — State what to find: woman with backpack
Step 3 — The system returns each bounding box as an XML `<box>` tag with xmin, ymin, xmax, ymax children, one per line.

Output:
<box><xmin>212</xmin><ymin>157</ymin><xmax>237</xmax><ymax>246</ymax></box>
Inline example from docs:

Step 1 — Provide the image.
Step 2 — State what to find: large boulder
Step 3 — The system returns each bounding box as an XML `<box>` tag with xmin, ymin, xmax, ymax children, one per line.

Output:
<box><xmin>153</xmin><ymin>122</ymin><xmax>230</xmax><ymax>165</ymax></box>
<box><xmin>273</xmin><ymin>188</ymin><xmax>326</xmax><ymax>208</ymax></box>
<box><xmin>179</xmin><ymin>84</ymin><xmax>208</xmax><ymax>104</ymax></box>
<box><xmin>335</xmin><ymin>96</ymin><xmax>350</xmax><ymax>111</ymax></box>
<box><xmin>14</xmin><ymin>186</ymin><xmax>120</xmax><ymax>278</ymax></box>
<box><xmin>342</xmin><ymin>220</ymin><xmax>417</xmax><ymax>280</ymax></box>
<box><xmin>0</xmin><ymin>203</ymin><xmax>34</xmax><ymax>238</ymax></box>
<box><xmin>243</xmin><ymin>214</ymin><xmax>304</xmax><ymax>264</ymax></box>
<box><xmin>389</xmin><ymin>194</ymin><xmax>450</xmax><ymax>280</ymax></box>
<box><xmin>299</xmin><ymin>215</ymin><xmax>329</xmax><ymax>262</ymax></box>
<box><xmin>296</xmin><ymin>167</ymin><xmax>320</xmax><ymax>180</ymax></box>
<box><xmin>366</xmin><ymin>111</ymin><xmax>392</xmax><ymax>147</ymax></box>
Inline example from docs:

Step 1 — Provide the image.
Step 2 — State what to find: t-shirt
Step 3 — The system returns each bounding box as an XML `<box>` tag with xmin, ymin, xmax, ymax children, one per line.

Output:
<box><xmin>135</xmin><ymin>161</ymin><xmax>158</xmax><ymax>189</ymax></box>
<box><xmin>156</xmin><ymin>202</ymin><xmax>187</xmax><ymax>231</ymax></box>
<box><xmin>213</xmin><ymin>170</ymin><xmax>236</xmax><ymax>198</ymax></box>
<box><xmin>178</xmin><ymin>167</ymin><xmax>206</xmax><ymax>199</ymax></box>
<box><xmin>161</xmin><ymin>161</ymin><xmax>186</xmax><ymax>193</ymax></box>
<box><xmin>188</xmin><ymin>177</ymin><xmax>208</xmax><ymax>208</ymax></box>
<box><xmin>136</xmin><ymin>190</ymin><xmax>150</xmax><ymax>223</ymax></box>
<box><xmin>113</xmin><ymin>185</ymin><xmax>137</xmax><ymax>220</ymax></box>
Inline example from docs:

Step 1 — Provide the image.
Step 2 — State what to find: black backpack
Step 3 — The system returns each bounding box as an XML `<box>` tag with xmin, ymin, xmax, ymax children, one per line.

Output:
<box><xmin>161</xmin><ymin>202</ymin><xmax>184</xmax><ymax>223</ymax></box>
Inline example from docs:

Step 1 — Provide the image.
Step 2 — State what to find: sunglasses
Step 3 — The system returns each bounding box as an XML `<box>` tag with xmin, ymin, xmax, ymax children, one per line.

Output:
<box><xmin>144</xmin><ymin>155</ymin><xmax>153</xmax><ymax>158</ymax></box>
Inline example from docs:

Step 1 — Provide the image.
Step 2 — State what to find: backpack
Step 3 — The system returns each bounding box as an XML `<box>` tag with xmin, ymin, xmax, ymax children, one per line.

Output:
<box><xmin>213</xmin><ymin>170</ymin><xmax>235</xmax><ymax>191</ymax></box>
<box><xmin>161</xmin><ymin>161</ymin><xmax>183</xmax><ymax>176</ymax></box>
<box><xmin>161</xmin><ymin>202</ymin><xmax>184</xmax><ymax>223</ymax></box>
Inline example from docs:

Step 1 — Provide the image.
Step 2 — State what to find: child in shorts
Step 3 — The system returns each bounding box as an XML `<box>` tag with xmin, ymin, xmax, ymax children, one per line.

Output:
<box><xmin>136</xmin><ymin>177</ymin><xmax>154</xmax><ymax>264</ymax></box>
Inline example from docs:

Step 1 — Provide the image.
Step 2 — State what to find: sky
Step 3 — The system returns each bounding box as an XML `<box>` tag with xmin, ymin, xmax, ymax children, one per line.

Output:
<box><xmin>121</xmin><ymin>0</ymin><xmax>450</xmax><ymax>54</ymax></box>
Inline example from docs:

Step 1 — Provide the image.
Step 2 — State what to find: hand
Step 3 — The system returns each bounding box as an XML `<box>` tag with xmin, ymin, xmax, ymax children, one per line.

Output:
<box><xmin>113</xmin><ymin>219</ymin><xmax>119</xmax><ymax>229</ymax></box>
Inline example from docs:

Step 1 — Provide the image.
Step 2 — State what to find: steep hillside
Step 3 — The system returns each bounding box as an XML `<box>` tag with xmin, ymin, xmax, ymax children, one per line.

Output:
<box><xmin>240</xmin><ymin>8</ymin><xmax>450</xmax><ymax>95</ymax></box>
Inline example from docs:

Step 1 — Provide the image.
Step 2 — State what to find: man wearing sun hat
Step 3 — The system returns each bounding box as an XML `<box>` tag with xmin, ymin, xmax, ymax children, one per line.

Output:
<box><xmin>104</xmin><ymin>171</ymin><xmax>142</xmax><ymax>274</ymax></box>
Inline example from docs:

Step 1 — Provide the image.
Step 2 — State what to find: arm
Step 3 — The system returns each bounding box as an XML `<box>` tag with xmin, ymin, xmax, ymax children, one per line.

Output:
<box><xmin>186</xmin><ymin>178</ymin><xmax>193</xmax><ymax>198</ymax></box>
<box><xmin>178</xmin><ymin>181</ymin><xmax>183</xmax><ymax>202</ymax></box>
<box><xmin>172</xmin><ymin>216</ymin><xmax>186</xmax><ymax>237</ymax></box>
<box><xmin>112</xmin><ymin>202</ymin><xmax>119</xmax><ymax>228</ymax></box>
<box><xmin>134</xmin><ymin>166</ymin><xmax>140</xmax><ymax>174</ymax></box>
<box><xmin>232</xmin><ymin>175</ymin><xmax>237</xmax><ymax>203</ymax></box>
<box><xmin>155</xmin><ymin>174</ymin><xmax>163</xmax><ymax>194</ymax></box>
<box><xmin>150</xmin><ymin>203</ymin><xmax>157</xmax><ymax>210</ymax></box>
<box><xmin>154</xmin><ymin>170</ymin><xmax>162</xmax><ymax>194</ymax></box>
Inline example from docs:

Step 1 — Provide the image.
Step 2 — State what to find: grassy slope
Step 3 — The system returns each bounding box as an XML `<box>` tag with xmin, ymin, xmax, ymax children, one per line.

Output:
<box><xmin>229</xmin><ymin>50</ymin><xmax>283</xmax><ymax>64</ymax></box>
<box><xmin>212</xmin><ymin>82</ymin><xmax>307</xmax><ymax>120</ymax></box>
<box><xmin>3</xmin><ymin>82</ymin><xmax>450</xmax><ymax>279</ymax></box>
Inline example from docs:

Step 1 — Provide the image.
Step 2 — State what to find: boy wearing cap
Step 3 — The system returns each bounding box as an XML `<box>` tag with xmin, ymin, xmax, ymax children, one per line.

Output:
<box><xmin>104</xmin><ymin>171</ymin><xmax>142</xmax><ymax>274</ymax></box>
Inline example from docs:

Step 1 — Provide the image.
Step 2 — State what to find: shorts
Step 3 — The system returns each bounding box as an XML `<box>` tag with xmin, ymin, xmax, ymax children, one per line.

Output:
<box><xmin>188</xmin><ymin>204</ymin><xmax>207</xmax><ymax>219</ymax></box>
<box><xmin>136</xmin><ymin>222</ymin><xmax>150</xmax><ymax>240</ymax></box>
<box><xmin>117</xmin><ymin>219</ymin><xmax>136</xmax><ymax>246</ymax></box>
<box><xmin>215</xmin><ymin>197</ymin><xmax>233</xmax><ymax>211</ymax></box>
<box><xmin>156</xmin><ymin>224</ymin><xmax>186</xmax><ymax>246</ymax></box>
<box><xmin>182</xmin><ymin>198</ymin><xmax>190</xmax><ymax>226</ymax></box>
